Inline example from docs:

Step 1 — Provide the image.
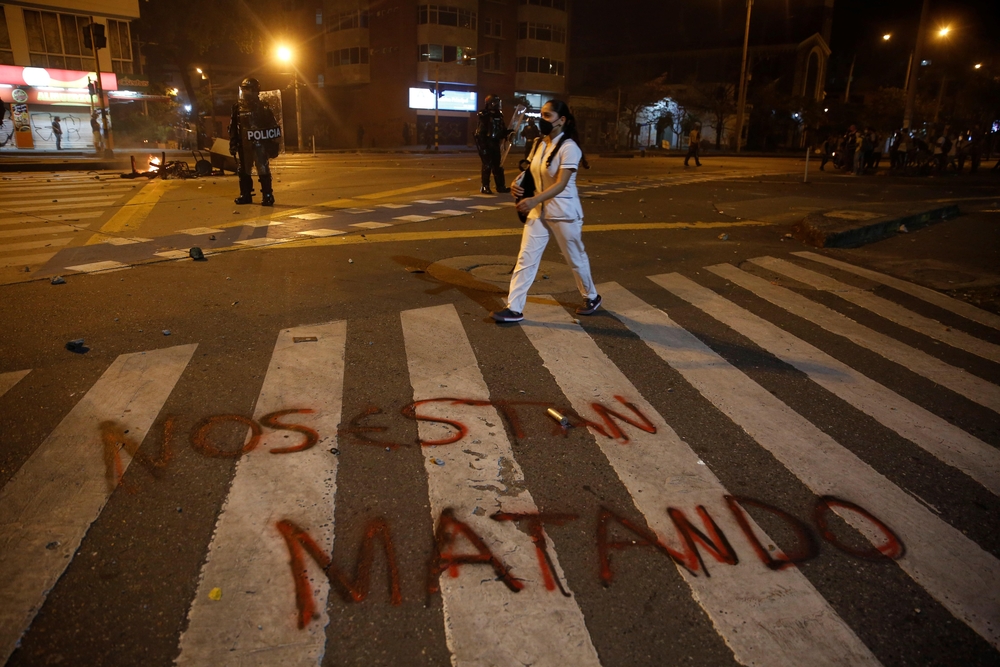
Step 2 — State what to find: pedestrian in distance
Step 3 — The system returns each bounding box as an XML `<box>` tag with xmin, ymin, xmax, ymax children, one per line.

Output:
<box><xmin>520</xmin><ymin>117</ymin><xmax>540</xmax><ymax>158</ymax></box>
<box><xmin>684</xmin><ymin>122</ymin><xmax>702</xmax><ymax>167</ymax></box>
<box><xmin>475</xmin><ymin>95</ymin><xmax>512</xmax><ymax>194</ymax></box>
<box><xmin>491</xmin><ymin>99</ymin><xmax>601</xmax><ymax>324</ymax></box>
<box><xmin>90</xmin><ymin>112</ymin><xmax>102</xmax><ymax>152</ymax></box>
<box><xmin>51</xmin><ymin>116</ymin><xmax>62</xmax><ymax>150</ymax></box>
<box><xmin>820</xmin><ymin>134</ymin><xmax>836</xmax><ymax>171</ymax></box>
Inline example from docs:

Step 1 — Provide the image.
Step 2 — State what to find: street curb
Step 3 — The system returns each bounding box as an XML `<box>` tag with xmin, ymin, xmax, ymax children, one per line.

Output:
<box><xmin>0</xmin><ymin>159</ymin><xmax>133</xmax><ymax>172</ymax></box>
<box><xmin>791</xmin><ymin>205</ymin><xmax>960</xmax><ymax>248</ymax></box>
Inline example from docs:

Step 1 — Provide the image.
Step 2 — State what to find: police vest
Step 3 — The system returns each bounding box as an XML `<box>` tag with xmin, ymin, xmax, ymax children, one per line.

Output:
<box><xmin>246</xmin><ymin>126</ymin><xmax>281</xmax><ymax>142</ymax></box>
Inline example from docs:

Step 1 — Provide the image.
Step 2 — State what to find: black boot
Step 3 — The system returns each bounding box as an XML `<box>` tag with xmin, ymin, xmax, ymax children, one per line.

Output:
<box><xmin>234</xmin><ymin>174</ymin><xmax>253</xmax><ymax>204</ymax></box>
<box><xmin>480</xmin><ymin>186</ymin><xmax>493</xmax><ymax>195</ymax></box>
<box><xmin>494</xmin><ymin>167</ymin><xmax>510</xmax><ymax>193</ymax></box>
<box><xmin>259</xmin><ymin>174</ymin><xmax>274</xmax><ymax>206</ymax></box>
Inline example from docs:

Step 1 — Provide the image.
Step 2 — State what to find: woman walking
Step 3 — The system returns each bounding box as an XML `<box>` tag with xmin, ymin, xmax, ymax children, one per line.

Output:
<box><xmin>491</xmin><ymin>100</ymin><xmax>601</xmax><ymax>323</ymax></box>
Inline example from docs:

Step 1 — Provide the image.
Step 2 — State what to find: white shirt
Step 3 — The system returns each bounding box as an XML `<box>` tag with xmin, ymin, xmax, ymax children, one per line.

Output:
<box><xmin>526</xmin><ymin>133</ymin><xmax>583</xmax><ymax>222</ymax></box>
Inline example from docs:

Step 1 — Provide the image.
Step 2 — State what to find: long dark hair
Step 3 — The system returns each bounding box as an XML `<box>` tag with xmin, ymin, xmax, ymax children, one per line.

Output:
<box><xmin>543</xmin><ymin>99</ymin><xmax>589</xmax><ymax>170</ymax></box>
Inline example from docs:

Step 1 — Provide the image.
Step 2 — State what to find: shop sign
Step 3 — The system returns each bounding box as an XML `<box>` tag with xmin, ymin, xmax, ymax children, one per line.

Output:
<box><xmin>0</xmin><ymin>65</ymin><xmax>117</xmax><ymax>91</ymax></box>
<box><xmin>0</xmin><ymin>88</ymin><xmax>94</xmax><ymax>106</ymax></box>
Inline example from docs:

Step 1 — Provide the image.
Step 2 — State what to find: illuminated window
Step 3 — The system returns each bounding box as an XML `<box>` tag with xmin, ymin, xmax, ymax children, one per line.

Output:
<box><xmin>418</xmin><ymin>43</ymin><xmax>474</xmax><ymax>64</ymax></box>
<box><xmin>417</xmin><ymin>5</ymin><xmax>477</xmax><ymax>30</ymax></box>
<box><xmin>517</xmin><ymin>22</ymin><xmax>565</xmax><ymax>43</ymax></box>
<box><xmin>327</xmin><ymin>46</ymin><xmax>370</xmax><ymax>66</ymax></box>
<box><xmin>483</xmin><ymin>17</ymin><xmax>503</xmax><ymax>37</ymax></box>
<box><xmin>516</xmin><ymin>56</ymin><xmax>564</xmax><ymax>75</ymax></box>
<box><xmin>517</xmin><ymin>0</ymin><xmax>567</xmax><ymax>9</ymax></box>
<box><xmin>108</xmin><ymin>20</ymin><xmax>133</xmax><ymax>74</ymax></box>
<box><xmin>328</xmin><ymin>9</ymin><xmax>369</xmax><ymax>32</ymax></box>
<box><xmin>23</xmin><ymin>10</ymin><xmax>95</xmax><ymax>70</ymax></box>
<box><xmin>0</xmin><ymin>9</ymin><xmax>14</xmax><ymax>65</ymax></box>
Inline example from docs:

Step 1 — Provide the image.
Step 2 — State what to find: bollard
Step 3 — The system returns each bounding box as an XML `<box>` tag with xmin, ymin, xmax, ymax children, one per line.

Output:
<box><xmin>311</xmin><ymin>135</ymin><xmax>315</xmax><ymax>155</ymax></box>
<box><xmin>804</xmin><ymin>145</ymin><xmax>810</xmax><ymax>183</ymax></box>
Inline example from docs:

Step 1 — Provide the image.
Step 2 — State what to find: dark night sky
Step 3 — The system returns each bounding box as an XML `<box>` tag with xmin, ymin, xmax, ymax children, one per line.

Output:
<box><xmin>570</xmin><ymin>0</ymin><xmax>1000</xmax><ymax>84</ymax></box>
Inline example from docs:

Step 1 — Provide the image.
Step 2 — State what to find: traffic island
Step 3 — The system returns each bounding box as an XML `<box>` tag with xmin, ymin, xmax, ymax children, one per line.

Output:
<box><xmin>791</xmin><ymin>204</ymin><xmax>960</xmax><ymax>248</ymax></box>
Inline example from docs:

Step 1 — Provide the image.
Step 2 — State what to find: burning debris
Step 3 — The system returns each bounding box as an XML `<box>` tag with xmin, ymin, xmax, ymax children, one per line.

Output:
<box><xmin>121</xmin><ymin>150</ymin><xmax>219</xmax><ymax>180</ymax></box>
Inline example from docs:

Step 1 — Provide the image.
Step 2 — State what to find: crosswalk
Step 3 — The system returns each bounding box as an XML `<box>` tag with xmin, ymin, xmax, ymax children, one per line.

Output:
<box><xmin>15</xmin><ymin>166</ymin><xmax>790</xmax><ymax>279</ymax></box>
<box><xmin>0</xmin><ymin>171</ymin><xmax>140</xmax><ymax>270</ymax></box>
<box><xmin>1</xmin><ymin>253</ymin><xmax>998</xmax><ymax>665</ymax></box>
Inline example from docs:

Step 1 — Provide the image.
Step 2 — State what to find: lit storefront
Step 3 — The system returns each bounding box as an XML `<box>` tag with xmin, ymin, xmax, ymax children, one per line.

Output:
<box><xmin>1</xmin><ymin>64</ymin><xmax>117</xmax><ymax>151</ymax></box>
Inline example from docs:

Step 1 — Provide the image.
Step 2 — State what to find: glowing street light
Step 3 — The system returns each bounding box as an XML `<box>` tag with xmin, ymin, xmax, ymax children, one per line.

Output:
<box><xmin>974</xmin><ymin>63</ymin><xmax>982</xmax><ymax>69</ymax></box>
<box><xmin>883</xmin><ymin>33</ymin><xmax>892</xmax><ymax>41</ymax></box>
<box><xmin>275</xmin><ymin>45</ymin><xmax>303</xmax><ymax>152</ymax></box>
<box><xmin>937</xmin><ymin>26</ymin><xmax>951</xmax><ymax>38</ymax></box>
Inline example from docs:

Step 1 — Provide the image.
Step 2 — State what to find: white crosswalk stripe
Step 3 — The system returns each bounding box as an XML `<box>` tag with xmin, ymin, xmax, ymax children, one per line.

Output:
<box><xmin>521</xmin><ymin>295</ymin><xmax>880</xmax><ymax>667</ymax></box>
<box><xmin>401</xmin><ymin>305</ymin><xmax>601</xmax><ymax>667</ymax></box>
<box><xmin>792</xmin><ymin>251</ymin><xmax>1000</xmax><ymax>330</ymax></box>
<box><xmin>707</xmin><ymin>262</ymin><xmax>1000</xmax><ymax>414</ymax></box>
<box><xmin>0</xmin><ymin>370</ymin><xmax>30</xmax><ymax>399</ymax></box>
<box><xmin>651</xmin><ymin>272</ymin><xmax>1000</xmax><ymax>496</ymax></box>
<box><xmin>177</xmin><ymin>322</ymin><xmax>346</xmax><ymax>667</ymax></box>
<box><xmin>602</xmin><ymin>281</ymin><xmax>1000</xmax><ymax>650</ymax></box>
<box><xmin>750</xmin><ymin>256</ymin><xmax>1000</xmax><ymax>364</ymax></box>
<box><xmin>1</xmin><ymin>254</ymin><xmax>999</xmax><ymax>664</ymax></box>
<box><xmin>0</xmin><ymin>345</ymin><xmax>197</xmax><ymax>666</ymax></box>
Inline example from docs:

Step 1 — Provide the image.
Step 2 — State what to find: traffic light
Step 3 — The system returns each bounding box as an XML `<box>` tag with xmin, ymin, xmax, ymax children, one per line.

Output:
<box><xmin>82</xmin><ymin>23</ymin><xmax>107</xmax><ymax>50</ymax></box>
<box><xmin>87</xmin><ymin>80</ymin><xmax>96</xmax><ymax>97</ymax></box>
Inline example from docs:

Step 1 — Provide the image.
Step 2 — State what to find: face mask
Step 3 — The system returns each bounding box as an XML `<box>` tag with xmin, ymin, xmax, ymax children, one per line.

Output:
<box><xmin>539</xmin><ymin>119</ymin><xmax>555</xmax><ymax>135</ymax></box>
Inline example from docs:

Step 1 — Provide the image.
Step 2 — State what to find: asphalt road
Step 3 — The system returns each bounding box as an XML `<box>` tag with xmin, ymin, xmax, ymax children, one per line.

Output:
<box><xmin>1</xmin><ymin>153</ymin><xmax>999</xmax><ymax>667</ymax></box>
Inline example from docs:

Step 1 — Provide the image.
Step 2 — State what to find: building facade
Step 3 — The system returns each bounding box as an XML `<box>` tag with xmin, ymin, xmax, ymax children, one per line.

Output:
<box><xmin>1</xmin><ymin>0</ymin><xmax>140</xmax><ymax>151</ymax></box>
<box><xmin>322</xmin><ymin>0</ymin><xmax>569</xmax><ymax>148</ymax></box>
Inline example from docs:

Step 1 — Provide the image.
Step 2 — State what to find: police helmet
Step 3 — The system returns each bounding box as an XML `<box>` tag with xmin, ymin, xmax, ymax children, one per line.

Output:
<box><xmin>483</xmin><ymin>94</ymin><xmax>501</xmax><ymax>113</ymax></box>
<box><xmin>239</xmin><ymin>77</ymin><xmax>261</xmax><ymax>100</ymax></box>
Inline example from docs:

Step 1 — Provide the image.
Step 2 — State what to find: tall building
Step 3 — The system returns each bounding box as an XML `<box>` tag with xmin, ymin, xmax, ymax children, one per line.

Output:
<box><xmin>322</xmin><ymin>0</ymin><xmax>569</xmax><ymax>148</ymax></box>
<box><xmin>1</xmin><ymin>0</ymin><xmax>140</xmax><ymax>151</ymax></box>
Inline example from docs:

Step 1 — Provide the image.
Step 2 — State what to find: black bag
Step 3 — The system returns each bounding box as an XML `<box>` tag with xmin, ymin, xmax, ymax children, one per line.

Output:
<box><xmin>514</xmin><ymin>138</ymin><xmax>540</xmax><ymax>223</ymax></box>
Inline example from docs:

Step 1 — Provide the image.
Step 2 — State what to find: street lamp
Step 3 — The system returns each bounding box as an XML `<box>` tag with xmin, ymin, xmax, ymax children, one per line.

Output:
<box><xmin>883</xmin><ymin>33</ymin><xmax>892</xmax><ymax>41</ymax></box>
<box><xmin>196</xmin><ymin>67</ymin><xmax>217</xmax><ymax>146</ymax></box>
<box><xmin>276</xmin><ymin>45</ymin><xmax>304</xmax><ymax>152</ymax></box>
<box><xmin>937</xmin><ymin>26</ymin><xmax>951</xmax><ymax>38</ymax></box>
<box><xmin>734</xmin><ymin>0</ymin><xmax>753</xmax><ymax>153</ymax></box>
<box><xmin>974</xmin><ymin>63</ymin><xmax>982</xmax><ymax>70</ymax></box>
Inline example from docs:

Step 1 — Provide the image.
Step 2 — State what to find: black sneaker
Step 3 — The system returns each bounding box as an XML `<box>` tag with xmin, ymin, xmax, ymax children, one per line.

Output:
<box><xmin>490</xmin><ymin>307</ymin><xmax>524</xmax><ymax>323</ymax></box>
<box><xmin>576</xmin><ymin>294</ymin><xmax>602</xmax><ymax>315</ymax></box>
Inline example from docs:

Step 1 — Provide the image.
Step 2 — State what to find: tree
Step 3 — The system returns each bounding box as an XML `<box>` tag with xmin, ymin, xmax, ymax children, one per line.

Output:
<box><xmin>604</xmin><ymin>81</ymin><xmax>667</xmax><ymax>150</ymax></box>
<box><xmin>137</xmin><ymin>0</ymin><xmax>270</xmax><ymax>139</ymax></box>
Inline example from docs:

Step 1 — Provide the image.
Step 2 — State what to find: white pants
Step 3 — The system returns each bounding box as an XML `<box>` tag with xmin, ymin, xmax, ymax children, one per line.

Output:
<box><xmin>506</xmin><ymin>216</ymin><xmax>597</xmax><ymax>314</ymax></box>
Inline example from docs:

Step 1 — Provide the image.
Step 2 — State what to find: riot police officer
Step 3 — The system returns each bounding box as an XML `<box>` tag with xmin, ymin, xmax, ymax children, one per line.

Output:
<box><xmin>475</xmin><ymin>95</ymin><xmax>511</xmax><ymax>194</ymax></box>
<box><xmin>229</xmin><ymin>77</ymin><xmax>281</xmax><ymax>206</ymax></box>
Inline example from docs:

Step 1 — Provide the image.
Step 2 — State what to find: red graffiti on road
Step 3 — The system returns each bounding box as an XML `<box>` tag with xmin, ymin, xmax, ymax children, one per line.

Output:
<box><xmin>278</xmin><ymin>495</ymin><xmax>905</xmax><ymax>625</ymax></box>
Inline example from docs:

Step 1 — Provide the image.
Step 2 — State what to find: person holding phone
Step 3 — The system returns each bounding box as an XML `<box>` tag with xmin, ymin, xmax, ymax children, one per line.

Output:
<box><xmin>490</xmin><ymin>99</ymin><xmax>600</xmax><ymax>323</ymax></box>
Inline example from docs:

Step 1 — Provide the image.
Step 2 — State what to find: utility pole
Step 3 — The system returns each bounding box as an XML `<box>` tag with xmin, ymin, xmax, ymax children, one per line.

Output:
<box><xmin>615</xmin><ymin>87</ymin><xmax>621</xmax><ymax>151</ymax></box>
<box><xmin>434</xmin><ymin>63</ymin><xmax>440</xmax><ymax>151</ymax></box>
<box><xmin>88</xmin><ymin>18</ymin><xmax>113</xmax><ymax>156</ymax></box>
<box><xmin>844</xmin><ymin>53</ymin><xmax>856</xmax><ymax>103</ymax></box>
<box><xmin>294</xmin><ymin>74</ymin><xmax>304</xmax><ymax>152</ymax></box>
<box><xmin>734</xmin><ymin>0</ymin><xmax>753</xmax><ymax>153</ymax></box>
<box><xmin>902</xmin><ymin>0</ymin><xmax>931</xmax><ymax>130</ymax></box>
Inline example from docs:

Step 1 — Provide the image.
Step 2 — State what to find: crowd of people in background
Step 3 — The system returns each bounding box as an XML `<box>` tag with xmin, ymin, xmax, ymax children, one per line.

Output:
<box><xmin>820</xmin><ymin>123</ymin><xmax>997</xmax><ymax>176</ymax></box>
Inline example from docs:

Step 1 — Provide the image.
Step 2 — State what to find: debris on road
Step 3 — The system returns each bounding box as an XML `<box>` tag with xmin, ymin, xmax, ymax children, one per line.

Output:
<box><xmin>162</xmin><ymin>330</ymin><xmax>171</xmax><ymax>336</ymax></box>
<box><xmin>50</xmin><ymin>276</ymin><xmax>65</xmax><ymax>285</ymax></box>
<box><xmin>208</xmin><ymin>587</ymin><xmax>222</xmax><ymax>601</ymax></box>
<box><xmin>189</xmin><ymin>247</ymin><xmax>206</xmax><ymax>261</ymax></box>
<box><xmin>718</xmin><ymin>233</ymin><xmax>729</xmax><ymax>240</ymax></box>
<box><xmin>546</xmin><ymin>408</ymin><xmax>571</xmax><ymax>429</ymax></box>
<box><xmin>898</xmin><ymin>224</ymin><xmax>909</xmax><ymax>233</ymax></box>
<box><xmin>65</xmin><ymin>339</ymin><xmax>88</xmax><ymax>354</ymax></box>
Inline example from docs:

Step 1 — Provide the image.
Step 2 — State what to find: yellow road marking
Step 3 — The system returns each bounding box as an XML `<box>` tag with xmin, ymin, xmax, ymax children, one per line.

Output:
<box><xmin>85</xmin><ymin>180</ymin><xmax>178</xmax><ymax>245</ymax></box>
<box><xmin>272</xmin><ymin>220</ymin><xmax>768</xmax><ymax>249</ymax></box>
<box><xmin>217</xmin><ymin>176</ymin><xmax>470</xmax><ymax>229</ymax></box>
